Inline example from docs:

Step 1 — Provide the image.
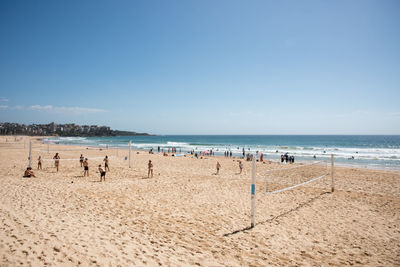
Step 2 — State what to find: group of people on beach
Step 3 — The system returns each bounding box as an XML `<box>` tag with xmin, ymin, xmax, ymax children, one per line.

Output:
<box><xmin>24</xmin><ymin>153</ymin><xmax>57</xmax><ymax>178</ymax></box>
<box><xmin>156</xmin><ymin>147</ymin><xmax>181</xmax><ymax>154</ymax></box>
<box><xmin>79</xmin><ymin>154</ymin><xmax>109</xmax><ymax>181</ymax></box>
<box><xmin>214</xmin><ymin>160</ymin><xmax>244</xmax><ymax>175</ymax></box>
<box><xmin>281</xmin><ymin>153</ymin><xmax>295</xmax><ymax>163</ymax></box>
<box><xmin>23</xmin><ymin>147</ymin><xmax>275</xmax><ymax>181</ymax></box>
<box><xmin>190</xmin><ymin>150</ymin><xmax>214</xmax><ymax>158</ymax></box>
<box><xmin>24</xmin><ymin>153</ymin><xmax>110</xmax><ymax>182</ymax></box>
<box><xmin>224</xmin><ymin>151</ymin><xmax>232</xmax><ymax>157</ymax></box>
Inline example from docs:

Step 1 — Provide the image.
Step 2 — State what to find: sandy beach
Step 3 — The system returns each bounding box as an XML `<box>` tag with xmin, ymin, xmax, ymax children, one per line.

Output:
<box><xmin>0</xmin><ymin>136</ymin><xmax>399</xmax><ymax>266</ymax></box>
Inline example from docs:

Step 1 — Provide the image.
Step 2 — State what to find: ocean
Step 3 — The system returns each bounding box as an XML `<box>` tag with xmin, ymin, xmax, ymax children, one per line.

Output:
<box><xmin>45</xmin><ymin>135</ymin><xmax>400</xmax><ymax>171</ymax></box>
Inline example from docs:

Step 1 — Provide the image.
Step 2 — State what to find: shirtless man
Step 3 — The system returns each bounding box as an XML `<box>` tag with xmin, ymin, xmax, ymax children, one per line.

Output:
<box><xmin>53</xmin><ymin>153</ymin><xmax>60</xmax><ymax>172</ymax></box>
<box><xmin>216</xmin><ymin>161</ymin><xmax>221</xmax><ymax>175</ymax></box>
<box><xmin>37</xmin><ymin>156</ymin><xmax>42</xmax><ymax>170</ymax></box>
<box><xmin>104</xmin><ymin>155</ymin><xmax>110</xmax><ymax>172</ymax></box>
<box><xmin>98</xmin><ymin>165</ymin><xmax>106</xmax><ymax>182</ymax></box>
<box><xmin>83</xmin><ymin>158</ymin><xmax>89</xmax><ymax>176</ymax></box>
<box><xmin>148</xmin><ymin>160</ymin><xmax>153</xmax><ymax>178</ymax></box>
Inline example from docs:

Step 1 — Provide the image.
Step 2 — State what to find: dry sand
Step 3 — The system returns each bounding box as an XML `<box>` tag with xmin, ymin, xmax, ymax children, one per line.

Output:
<box><xmin>0</xmin><ymin>136</ymin><xmax>399</xmax><ymax>266</ymax></box>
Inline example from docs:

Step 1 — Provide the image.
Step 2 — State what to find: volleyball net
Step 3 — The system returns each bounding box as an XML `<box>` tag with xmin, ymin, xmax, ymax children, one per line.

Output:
<box><xmin>249</xmin><ymin>155</ymin><xmax>334</xmax><ymax>228</ymax></box>
<box><xmin>41</xmin><ymin>156</ymin><xmax>115</xmax><ymax>161</ymax></box>
<box><xmin>263</xmin><ymin>160</ymin><xmax>330</xmax><ymax>195</ymax></box>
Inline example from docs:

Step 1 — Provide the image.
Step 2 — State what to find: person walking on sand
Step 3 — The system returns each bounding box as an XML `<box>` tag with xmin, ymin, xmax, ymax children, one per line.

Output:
<box><xmin>104</xmin><ymin>155</ymin><xmax>110</xmax><ymax>171</ymax></box>
<box><xmin>83</xmin><ymin>158</ymin><xmax>89</xmax><ymax>176</ymax></box>
<box><xmin>79</xmin><ymin>154</ymin><xmax>84</xmax><ymax>167</ymax></box>
<box><xmin>148</xmin><ymin>160</ymin><xmax>153</xmax><ymax>178</ymax></box>
<box><xmin>53</xmin><ymin>153</ymin><xmax>60</xmax><ymax>172</ymax></box>
<box><xmin>98</xmin><ymin>165</ymin><xmax>106</xmax><ymax>182</ymax></box>
<box><xmin>216</xmin><ymin>161</ymin><xmax>221</xmax><ymax>175</ymax></box>
<box><xmin>239</xmin><ymin>160</ymin><xmax>243</xmax><ymax>174</ymax></box>
<box><xmin>37</xmin><ymin>156</ymin><xmax>42</xmax><ymax>170</ymax></box>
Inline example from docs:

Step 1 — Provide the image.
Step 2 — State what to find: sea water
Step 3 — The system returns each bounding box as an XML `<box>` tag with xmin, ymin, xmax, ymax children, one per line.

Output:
<box><xmin>45</xmin><ymin>135</ymin><xmax>400</xmax><ymax>171</ymax></box>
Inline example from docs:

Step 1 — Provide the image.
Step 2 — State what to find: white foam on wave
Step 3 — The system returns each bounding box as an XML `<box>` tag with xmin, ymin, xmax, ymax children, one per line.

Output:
<box><xmin>123</xmin><ymin>142</ymin><xmax>192</xmax><ymax>149</ymax></box>
<box><xmin>45</xmin><ymin>137</ymin><xmax>400</xmax><ymax>166</ymax></box>
<box><xmin>184</xmin><ymin>145</ymin><xmax>400</xmax><ymax>163</ymax></box>
<box><xmin>46</xmin><ymin>137</ymin><xmax>98</xmax><ymax>146</ymax></box>
<box><xmin>226</xmin><ymin>145</ymin><xmax>399</xmax><ymax>161</ymax></box>
<box><xmin>166</xmin><ymin>141</ymin><xmax>190</xmax><ymax>146</ymax></box>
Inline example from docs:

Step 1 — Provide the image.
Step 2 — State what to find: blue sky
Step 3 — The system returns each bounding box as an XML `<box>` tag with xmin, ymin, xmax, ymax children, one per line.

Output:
<box><xmin>0</xmin><ymin>0</ymin><xmax>399</xmax><ymax>134</ymax></box>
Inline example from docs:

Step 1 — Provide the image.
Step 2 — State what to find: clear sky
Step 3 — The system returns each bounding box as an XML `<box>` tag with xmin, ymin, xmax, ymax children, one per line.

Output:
<box><xmin>0</xmin><ymin>0</ymin><xmax>399</xmax><ymax>134</ymax></box>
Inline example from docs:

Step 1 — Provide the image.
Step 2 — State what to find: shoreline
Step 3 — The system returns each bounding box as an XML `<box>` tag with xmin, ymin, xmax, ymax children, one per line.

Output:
<box><xmin>39</xmin><ymin>136</ymin><xmax>400</xmax><ymax>173</ymax></box>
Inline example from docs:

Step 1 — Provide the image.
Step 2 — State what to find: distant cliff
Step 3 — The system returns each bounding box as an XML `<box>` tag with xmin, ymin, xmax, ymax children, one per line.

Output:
<box><xmin>0</xmin><ymin>122</ymin><xmax>150</xmax><ymax>137</ymax></box>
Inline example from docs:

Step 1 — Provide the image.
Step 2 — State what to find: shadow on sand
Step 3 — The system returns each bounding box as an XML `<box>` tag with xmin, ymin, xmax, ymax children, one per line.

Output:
<box><xmin>223</xmin><ymin>191</ymin><xmax>331</xmax><ymax>237</ymax></box>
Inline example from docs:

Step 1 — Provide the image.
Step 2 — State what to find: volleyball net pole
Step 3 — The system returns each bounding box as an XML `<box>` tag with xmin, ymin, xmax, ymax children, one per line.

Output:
<box><xmin>251</xmin><ymin>157</ymin><xmax>256</xmax><ymax>228</ymax></box>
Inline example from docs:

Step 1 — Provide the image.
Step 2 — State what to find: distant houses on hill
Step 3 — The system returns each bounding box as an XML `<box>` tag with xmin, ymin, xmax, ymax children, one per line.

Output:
<box><xmin>0</xmin><ymin>122</ymin><xmax>149</xmax><ymax>136</ymax></box>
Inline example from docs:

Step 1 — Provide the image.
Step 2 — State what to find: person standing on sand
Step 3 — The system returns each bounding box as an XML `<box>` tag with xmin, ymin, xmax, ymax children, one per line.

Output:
<box><xmin>98</xmin><ymin>165</ymin><xmax>106</xmax><ymax>182</ymax></box>
<box><xmin>216</xmin><ymin>161</ymin><xmax>221</xmax><ymax>175</ymax></box>
<box><xmin>104</xmin><ymin>155</ymin><xmax>110</xmax><ymax>171</ymax></box>
<box><xmin>83</xmin><ymin>158</ymin><xmax>89</xmax><ymax>176</ymax></box>
<box><xmin>53</xmin><ymin>153</ymin><xmax>60</xmax><ymax>172</ymax></box>
<box><xmin>80</xmin><ymin>154</ymin><xmax>84</xmax><ymax>167</ymax></box>
<box><xmin>37</xmin><ymin>156</ymin><xmax>42</xmax><ymax>170</ymax></box>
<box><xmin>239</xmin><ymin>160</ymin><xmax>243</xmax><ymax>174</ymax></box>
<box><xmin>148</xmin><ymin>160</ymin><xmax>153</xmax><ymax>178</ymax></box>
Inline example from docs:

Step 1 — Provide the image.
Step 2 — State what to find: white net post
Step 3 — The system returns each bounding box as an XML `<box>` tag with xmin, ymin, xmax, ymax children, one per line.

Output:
<box><xmin>129</xmin><ymin>141</ymin><xmax>132</xmax><ymax>168</ymax></box>
<box><xmin>251</xmin><ymin>157</ymin><xmax>256</xmax><ymax>228</ymax></box>
<box><xmin>331</xmin><ymin>154</ymin><xmax>335</xmax><ymax>192</ymax></box>
<box><xmin>28</xmin><ymin>140</ymin><xmax>32</xmax><ymax>168</ymax></box>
